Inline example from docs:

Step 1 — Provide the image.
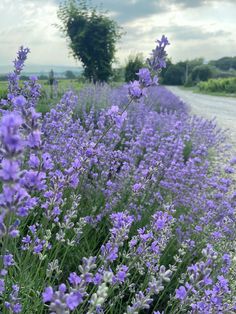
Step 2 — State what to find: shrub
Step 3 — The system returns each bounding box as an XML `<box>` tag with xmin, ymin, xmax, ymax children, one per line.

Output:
<box><xmin>198</xmin><ymin>77</ymin><xmax>236</xmax><ymax>93</ymax></box>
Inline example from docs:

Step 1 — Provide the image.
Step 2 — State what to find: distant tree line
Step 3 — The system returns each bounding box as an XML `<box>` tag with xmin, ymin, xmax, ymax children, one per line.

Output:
<box><xmin>159</xmin><ymin>56</ymin><xmax>236</xmax><ymax>86</ymax></box>
<box><xmin>209</xmin><ymin>57</ymin><xmax>236</xmax><ymax>71</ymax></box>
<box><xmin>160</xmin><ymin>58</ymin><xmax>213</xmax><ymax>86</ymax></box>
<box><xmin>0</xmin><ymin>70</ymin><xmax>78</xmax><ymax>82</ymax></box>
<box><xmin>0</xmin><ymin>75</ymin><xmax>7</xmax><ymax>81</ymax></box>
<box><xmin>111</xmin><ymin>54</ymin><xmax>236</xmax><ymax>86</ymax></box>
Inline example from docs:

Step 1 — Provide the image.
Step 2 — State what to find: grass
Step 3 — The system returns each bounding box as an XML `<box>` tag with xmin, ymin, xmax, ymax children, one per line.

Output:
<box><xmin>37</xmin><ymin>79</ymin><xmax>84</xmax><ymax>114</ymax></box>
<box><xmin>0</xmin><ymin>81</ymin><xmax>8</xmax><ymax>99</ymax></box>
<box><xmin>0</xmin><ymin>79</ymin><xmax>84</xmax><ymax>114</ymax></box>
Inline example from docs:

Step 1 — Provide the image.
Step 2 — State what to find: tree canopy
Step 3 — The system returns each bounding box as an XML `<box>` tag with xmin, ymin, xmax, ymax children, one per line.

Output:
<box><xmin>125</xmin><ymin>54</ymin><xmax>145</xmax><ymax>82</ymax></box>
<box><xmin>191</xmin><ymin>65</ymin><xmax>213</xmax><ymax>82</ymax></box>
<box><xmin>57</xmin><ymin>0</ymin><xmax>121</xmax><ymax>82</ymax></box>
<box><xmin>209</xmin><ymin>57</ymin><xmax>236</xmax><ymax>71</ymax></box>
<box><xmin>162</xmin><ymin>63</ymin><xmax>185</xmax><ymax>85</ymax></box>
<box><xmin>65</xmin><ymin>70</ymin><xmax>76</xmax><ymax>79</ymax></box>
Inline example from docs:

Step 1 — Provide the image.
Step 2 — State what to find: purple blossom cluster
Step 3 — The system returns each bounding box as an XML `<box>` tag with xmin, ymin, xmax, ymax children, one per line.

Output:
<box><xmin>0</xmin><ymin>37</ymin><xmax>236</xmax><ymax>313</ymax></box>
<box><xmin>147</xmin><ymin>35</ymin><xmax>170</xmax><ymax>72</ymax></box>
<box><xmin>173</xmin><ymin>245</ymin><xmax>236</xmax><ymax>313</ymax></box>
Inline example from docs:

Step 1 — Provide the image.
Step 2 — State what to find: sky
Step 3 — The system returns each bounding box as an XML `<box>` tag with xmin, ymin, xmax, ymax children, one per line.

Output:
<box><xmin>0</xmin><ymin>0</ymin><xmax>236</xmax><ymax>68</ymax></box>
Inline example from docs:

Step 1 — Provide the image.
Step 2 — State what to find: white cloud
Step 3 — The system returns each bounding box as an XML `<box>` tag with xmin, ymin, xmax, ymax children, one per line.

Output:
<box><xmin>0</xmin><ymin>0</ymin><xmax>235</xmax><ymax>67</ymax></box>
<box><xmin>0</xmin><ymin>0</ymin><xmax>78</xmax><ymax>66</ymax></box>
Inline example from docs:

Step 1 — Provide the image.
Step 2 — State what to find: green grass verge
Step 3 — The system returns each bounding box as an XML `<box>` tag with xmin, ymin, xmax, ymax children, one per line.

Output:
<box><xmin>0</xmin><ymin>79</ymin><xmax>84</xmax><ymax>114</ymax></box>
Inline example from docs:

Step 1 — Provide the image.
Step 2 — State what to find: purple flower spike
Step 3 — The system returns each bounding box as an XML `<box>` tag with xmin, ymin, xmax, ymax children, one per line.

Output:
<box><xmin>147</xmin><ymin>35</ymin><xmax>169</xmax><ymax>72</ymax></box>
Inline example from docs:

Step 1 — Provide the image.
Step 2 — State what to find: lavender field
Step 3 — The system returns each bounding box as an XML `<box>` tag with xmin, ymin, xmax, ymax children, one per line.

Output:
<box><xmin>0</xmin><ymin>37</ymin><xmax>236</xmax><ymax>314</ymax></box>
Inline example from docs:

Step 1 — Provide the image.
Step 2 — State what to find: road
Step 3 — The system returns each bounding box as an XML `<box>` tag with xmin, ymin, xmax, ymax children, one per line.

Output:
<box><xmin>167</xmin><ymin>86</ymin><xmax>236</xmax><ymax>148</ymax></box>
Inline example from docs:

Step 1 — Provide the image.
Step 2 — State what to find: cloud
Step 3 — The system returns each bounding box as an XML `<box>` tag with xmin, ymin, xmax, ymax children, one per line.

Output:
<box><xmin>0</xmin><ymin>0</ymin><xmax>236</xmax><ymax>66</ymax></box>
<box><xmin>160</xmin><ymin>25</ymin><xmax>231</xmax><ymax>41</ymax></box>
<box><xmin>168</xmin><ymin>0</ymin><xmax>207</xmax><ymax>8</ymax></box>
<box><xmin>153</xmin><ymin>0</ymin><xmax>235</xmax><ymax>9</ymax></box>
<box><xmin>118</xmin><ymin>22</ymin><xmax>231</xmax><ymax>47</ymax></box>
<box><xmin>18</xmin><ymin>0</ymin><xmax>166</xmax><ymax>23</ymax></box>
<box><xmin>94</xmin><ymin>0</ymin><xmax>167</xmax><ymax>23</ymax></box>
<box><xmin>0</xmin><ymin>0</ymin><xmax>77</xmax><ymax>66</ymax></box>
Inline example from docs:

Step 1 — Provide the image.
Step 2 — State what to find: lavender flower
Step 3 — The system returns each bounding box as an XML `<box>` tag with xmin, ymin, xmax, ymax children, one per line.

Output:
<box><xmin>0</xmin><ymin>113</ymin><xmax>24</xmax><ymax>155</ymax></box>
<box><xmin>100</xmin><ymin>212</ymin><xmax>134</xmax><ymax>263</ymax></box>
<box><xmin>1</xmin><ymin>38</ymin><xmax>236</xmax><ymax>314</ymax></box>
<box><xmin>147</xmin><ymin>35</ymin><xmax>170</xmax><ymax>71</ymax></box>
<box><xmin>7</xmin><ymin>46</ymin><xmax>30</xmax><ymax>98</ymax></box>
<box><xmin>175</xmin><ymin>286</ymin><xmax>187</xmax><ymax>301</ymax></box>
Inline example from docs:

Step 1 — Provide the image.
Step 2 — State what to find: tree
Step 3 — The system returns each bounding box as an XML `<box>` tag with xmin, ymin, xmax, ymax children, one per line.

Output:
<box><xmin>159</xmin><ymin>58</ymin><xmax>172</xmax><ymax>83</ymax></box>
<box><xmin>184</xmin><ymin>58</ymin><xmax>204</xmax><ymax>85</ymax></box>
<box><xmin>209</xmin><ymin>57</ymin><xmax>234</xmax><ymax>71</ymax></box>
<box><xmin>48</xmin><ymin>69</ymin><xmax>55</xmax><ymax>86</ymax></box>
<box><xmin>162</xmin><ymin>64</ymin><xmax>185</xmax><ymax>85</ymax></box>
<box><xmin>57</xmin><ymin>0</ymin><xmax>121</xmax><ymax>83</ymax></box>
<box><xmin>65</xmin><ymin>70</ymin><xmax>76</xmax><ymax>79</ymax></box>
<box><xmin>191</xmin><ymin>65</ymin><xmax>213</xmax><ymax>82</ymax></box>
<box><xmin>161</xmin><ymin>59</ymin><xmax>208</xmax><ymax>86</ymax></box>
<box><xmin>124</xmin><ymin>54</ymin><xmax>145</xmax><ymax>82</ymax></box>
<box><xmin>112</xmin><ymin>67</ymin><xmax>125</xmax><ymax>82</ymax></box>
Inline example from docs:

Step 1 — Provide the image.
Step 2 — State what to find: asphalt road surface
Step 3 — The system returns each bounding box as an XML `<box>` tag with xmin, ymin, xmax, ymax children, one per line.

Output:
<box><xmin>167</xmin><ymin>86</ymin><xmax>236</xmax><ymax>148</ymax></box>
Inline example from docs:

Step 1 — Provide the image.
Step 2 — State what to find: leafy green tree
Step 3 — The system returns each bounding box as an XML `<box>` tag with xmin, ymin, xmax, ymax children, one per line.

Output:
<box><xmin>65</xmin><ymin>70</ymin><xmax>76</xmax><ymax>79</ymax></box>
<box><xmin>162</xmin><ymin>64</ymin><xmax>185</xmax><ymax>85</ymax></box>
<box><xmin>187</xmin><ymin>58</ymin><xmax>204</xmax><ymax>72</ymax></box>
<box><xmin>184</xmin><ymin>58</ymin><xmax>204</xmax><ymax>85</ymax></box>
<box><xmin>209</xmin><ymin>57</ymin><xmax>236</xmax><ymax>71</ymax></box>
<box><xmin>48</xmin><ymin>69</ymin><xmax>55</xmax><ymax>86</ymax></box>
<box><xmin>112</xmin><ymin>67</ymin><xmax>125</xmax><ymax>82</ymax></box>
<box><xmin>159</xmin><ymin>58</ymin><xmax>172</xmax><ymax>83</ymax></box>
<box><xmin>124</xmin><ymin>55</ymin><xmax>145</xmax><ymax>82</ymax></box>
<box><xmin>57</xmin><ymin>0</ymin><xmax>121</xmax><ymax>82</ymax></box>
<box><xmin>191</xmin><ymin>65</ymin><xmax>213</xmax><ymax>82</ymax></box>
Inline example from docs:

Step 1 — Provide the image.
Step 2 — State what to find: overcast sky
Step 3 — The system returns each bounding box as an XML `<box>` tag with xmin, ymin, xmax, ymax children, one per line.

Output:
<box><xmin>0</xmin><ymin>0</ymin><xmax>236</xmax><ymax>68</ymax></box>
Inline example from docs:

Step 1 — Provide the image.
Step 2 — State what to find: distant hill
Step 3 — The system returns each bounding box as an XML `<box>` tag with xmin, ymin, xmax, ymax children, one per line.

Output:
<box><xmin>0</xmin><ymin>64</ymin><xmax>83</xmax><ymax>78</ymax></box>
